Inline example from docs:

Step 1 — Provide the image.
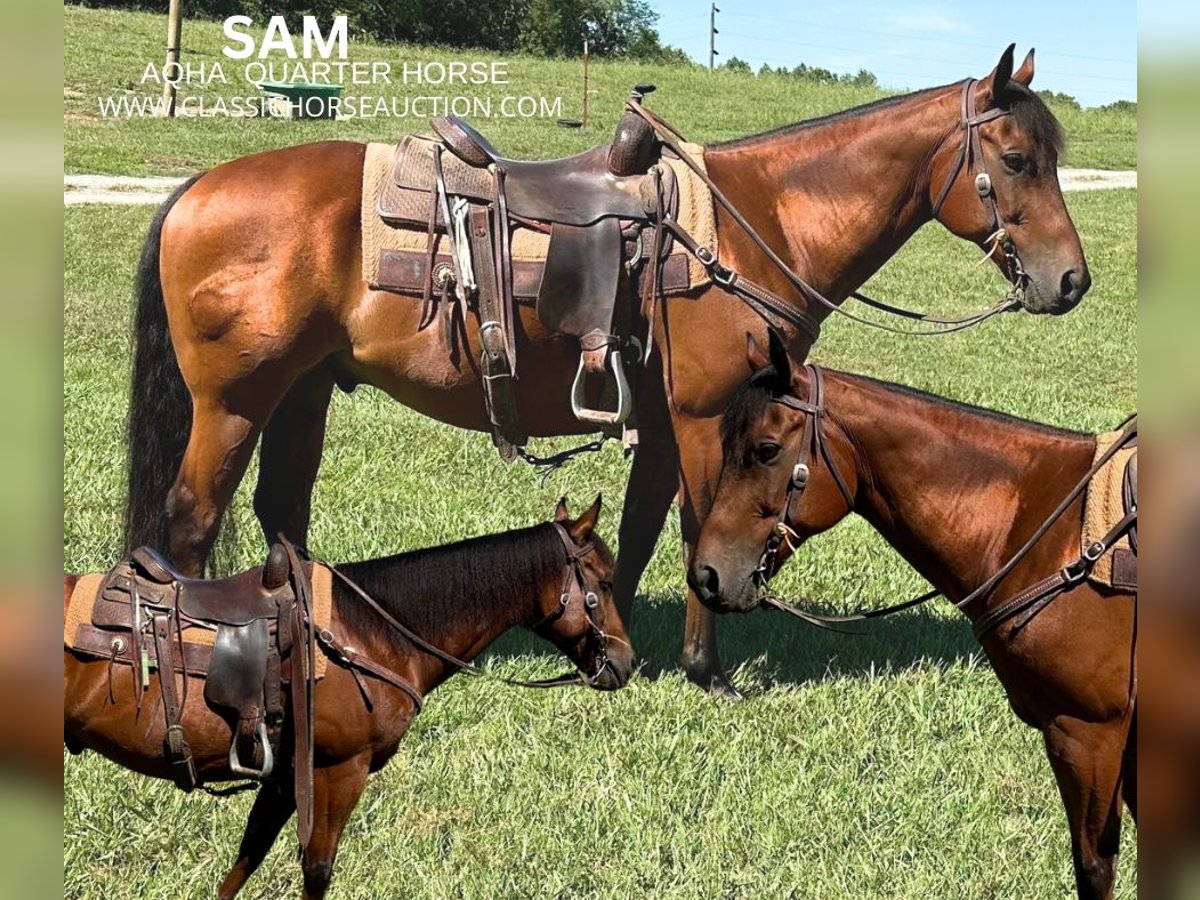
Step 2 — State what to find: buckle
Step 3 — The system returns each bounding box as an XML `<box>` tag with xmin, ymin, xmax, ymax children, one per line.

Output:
<box><xmin>694</xmin><ymin>245</ymin><xmax>716</xmax><ymax>266</ymax></box>
<box><xmin>1082</xmin><ymin>540</ymin><xmax>1106</xmax><ymax>563</ymax></box>
<box><xmin>584</xmin><ymin>591</ymin><xmax>599</xmax><ymax>610</ymax></box>
<box><xmin>975</xmin><ymin>172</ymin><xmax>992</xmax><ymax>196</ymax></box>
<box><xmin>791</xmin><ymin>463</ymin><xmax>810</xmax><ymax>489</ymax></box>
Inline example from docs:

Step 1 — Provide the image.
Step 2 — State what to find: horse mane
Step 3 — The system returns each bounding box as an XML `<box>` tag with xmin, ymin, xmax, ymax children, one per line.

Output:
<box><xmin>720</xmin><ymin>364</ymin><xmax>1087</xmax><ymax>464</ymax></box>
<box><xmin>713</xmin><ymin>79</ymin><xmax>1064</xmax><ymax>159</ymax></box>
<box><xmin>332</xmin><ymin>523</ymin><xmax>567</xmax><ymax>641</ymax></box>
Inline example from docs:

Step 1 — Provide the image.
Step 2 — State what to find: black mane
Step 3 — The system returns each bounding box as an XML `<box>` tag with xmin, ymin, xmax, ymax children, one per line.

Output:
<box><xmin>713</xmin><ymin>79</ymin><xmax>1064</xmax><ymax>159</ymax></box>
<box><xmin>332</xmin><ymin>523</ymin><xmax>567</xmax><ymax>641</ymax></box>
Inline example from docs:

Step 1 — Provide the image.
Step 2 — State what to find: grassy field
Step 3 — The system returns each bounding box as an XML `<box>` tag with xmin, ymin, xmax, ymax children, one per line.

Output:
<box><xmin>64</xmin><ymin>6</ymin><xmax>1137</xmax><ymax>175</ymax></box>
<box><xmin>64</xmin><ymin>179</ymin><xmax>1136</xmax><ymax>897</ymax></box>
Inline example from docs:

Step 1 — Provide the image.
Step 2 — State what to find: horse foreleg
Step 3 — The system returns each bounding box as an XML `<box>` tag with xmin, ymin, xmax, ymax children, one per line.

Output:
<box><xmin>673</xmin><ymin>415</ymin><xmax>739</xmax><ymax>698</ymax></box>
<box><xmin>217</xmin><ymin>782</ymin><xmax>295</xmax><ymax>900</ymax></box>
<box><xmin>1044</xmin><ymin>717</ymin><xmax>1128</xmax><ymax>900</ymax></box>
<box><xmin>300</xmin><ymin>753</ymin><xmax>371</xmax><ymax>900</ymax></box>
<box><xmin>613</xmin><ymin>424</ymin><xmax>680</xmax><ymax>636</ymax></box>
<box><xmin>167</xmin><ymin>396</ymin><xmax>268</xmax><ymax>576</ymax></box>
<box><xmin>253</xmin><ymin>366</ymin><xmax>334</xmax><ymax>549</ymax></box>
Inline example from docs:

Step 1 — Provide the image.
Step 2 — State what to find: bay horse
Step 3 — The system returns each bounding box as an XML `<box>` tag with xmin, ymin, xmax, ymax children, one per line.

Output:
<box><xmin>689</xmin><ymin>335</ymin><xmax>1134</xmax><ymax>899</ymax></box>
<box><xmin>65</xmin><ymin>498</ymin><xmax>633</xmax><ymax>899</ymax></box>
<box><xmin>122</xmin><ymin>45</ymin><xmax>1088</xmax><ymax>695</ymax></box>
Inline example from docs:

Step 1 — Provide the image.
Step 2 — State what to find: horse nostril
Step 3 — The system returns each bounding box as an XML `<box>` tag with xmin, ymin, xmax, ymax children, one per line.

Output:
<box><xmin>696</xmin><ymin>565</ymin><xmax>720</xmax><ymax>601</ymax></box>
<box><xmin>1060</xmin><ymin>268</ymin><xmax>1091</xmax><ymax>302</ymax></box>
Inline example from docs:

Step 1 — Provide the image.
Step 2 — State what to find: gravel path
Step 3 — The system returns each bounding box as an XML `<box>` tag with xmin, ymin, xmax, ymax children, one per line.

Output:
<box><xmin>64</xmin><ymin>168</ymin><xmax>1137</xmax><ymax>206</ymax></box>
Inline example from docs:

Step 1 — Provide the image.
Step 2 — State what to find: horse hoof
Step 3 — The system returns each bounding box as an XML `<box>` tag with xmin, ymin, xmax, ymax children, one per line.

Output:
<box><xmin>686</xmin><ymin>666</ymin><xmax>744</xmax><ymax>700</ymax></box>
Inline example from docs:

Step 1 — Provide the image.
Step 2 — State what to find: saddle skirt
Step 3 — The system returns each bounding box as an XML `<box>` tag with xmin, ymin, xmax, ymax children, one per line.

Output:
<box><xmin>1082</xmin><ymin>428</ymin><xmax>1137</xmax><ymax>591</ymax></box>
<box><xmin>360</xmin><ymin>137</ymin><xmax>717</xmax><ymax>301</ymax></box>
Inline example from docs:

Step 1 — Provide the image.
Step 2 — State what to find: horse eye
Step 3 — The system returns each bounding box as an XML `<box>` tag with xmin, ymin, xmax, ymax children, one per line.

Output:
<box><xmin>757</xmin><ymin>442</ymin><xmax>781</xmax><ymax>463</ymax></box>
<box><xmin>1002</xmin><ymin>153</ymin><xmax>1026</xmax><ymax>173</ymax></box>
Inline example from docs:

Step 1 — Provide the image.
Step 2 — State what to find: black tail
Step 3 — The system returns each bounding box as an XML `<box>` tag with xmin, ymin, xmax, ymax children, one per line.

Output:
<box><xmin>122</xmin><ymin>174</ymin><xmax>205</xmax><ymax>555</ymax></box>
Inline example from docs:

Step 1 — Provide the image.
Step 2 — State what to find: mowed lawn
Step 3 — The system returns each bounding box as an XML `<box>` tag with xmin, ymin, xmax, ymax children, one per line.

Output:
<box><xmin>63</xmin><ymin>183</ymin><xmax>1136</xmax><ymax>898</ymax></box>
<box><xmin>64</xmin><ymin>5</ymin><xmax>1137</xmax><ymax>175</ymax></box>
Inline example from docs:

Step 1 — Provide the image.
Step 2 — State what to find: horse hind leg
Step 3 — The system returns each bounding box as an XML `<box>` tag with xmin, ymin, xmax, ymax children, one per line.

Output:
<box><xmin>217</xmin><ymin>782</ymin><xmax>296</xmax><ymax>900</ymax></box>
<box><xmin>167</xmin><ymin>388</ymin><xmax>281</xmax><ymax>577</ymax></box>
<box><xmin>253</xmin><ymin>366</ymin><xmax>334</xmax><ymax>549</ymax></box>
<box><xmin>1044</xmin><ymin>718</ymin><xmax>1127</xmax><ymax>900</ymax></box>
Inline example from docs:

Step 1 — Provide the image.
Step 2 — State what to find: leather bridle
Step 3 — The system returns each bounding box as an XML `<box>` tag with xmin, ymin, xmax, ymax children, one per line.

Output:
<box><xmin>524</xmin><ymin>523</ymin><xmax>624</xmax><ymax>688</ymax></box>
<box><xmin>742</xmin><ymin>374</ymin><xmax>1137</xmax><ymax>638</ymax></box>
<box><xmin>928</xmin><ymin>78</ymin><xmax>1027</xmax><ymax>294</ymax></box>
<box><xmin>753</xmin><ymin>366</ymin><xmax>855</xmax><ymax>593</ymax></box>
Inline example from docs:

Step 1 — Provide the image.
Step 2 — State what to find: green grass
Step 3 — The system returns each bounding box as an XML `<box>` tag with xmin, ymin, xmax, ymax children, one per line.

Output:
<box><xmin>64</xmin><ymin>5</ymin><xmax>1137</xmax><ymax>175</ymax></box>
<box><xmin>63</xmin><ymin>186</ymin><xmax>1136</xmax><ymax>897</ymax></box>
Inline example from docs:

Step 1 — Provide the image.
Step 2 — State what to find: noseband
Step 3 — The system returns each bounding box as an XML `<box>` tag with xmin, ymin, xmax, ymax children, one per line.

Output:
<box><xmin>754</xmin><ymin>365</ymin><xmax>855</xmax><ymax>586</ymax></box>
<box><xmin>930</xmin><ymin>78</ymin><xmax>1027</xmax><ymax>291</ymax></box>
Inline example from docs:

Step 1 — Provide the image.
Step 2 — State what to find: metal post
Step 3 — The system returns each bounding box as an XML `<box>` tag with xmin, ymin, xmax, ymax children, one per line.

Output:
<box><xmin>582</xmin><ymin>40</ymin><xmax>589</xmax><ymax>129</ymax></box>
<box><xmin>161</xmin><ymin>0</ymin><xmax>183</xmax><ymax>117</ymax></box>
<box><xmin>709</xmin><ymin>4</ymin><xmax>719</xmax><ymax>70</ymax></box>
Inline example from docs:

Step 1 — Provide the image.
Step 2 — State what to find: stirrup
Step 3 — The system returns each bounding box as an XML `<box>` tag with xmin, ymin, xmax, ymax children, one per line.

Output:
<box><xmin>571</xmin><ymin>348</ymin><xmax>632</xmax><ymax>426</ymax></box>
<box><xmin>228</xmin><ymin>719</ymin><xmax>274</xmax><ymax>779</ymax></box>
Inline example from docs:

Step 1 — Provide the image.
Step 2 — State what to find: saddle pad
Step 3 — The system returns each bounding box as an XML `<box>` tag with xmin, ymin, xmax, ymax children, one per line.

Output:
<box><xmin>1082</xmin><ymin>430</ymin><xmax>1137</xmax><ymax>588</ymax></box>
<box><xmin>65</xmin><ymin>564</ymin><xmax>336</xmax><ymax>678</ymax></box>
<box><xmin>359</xmin><ymin>140</ymin><xmax>717</xmax><ymax>295</ymax></box>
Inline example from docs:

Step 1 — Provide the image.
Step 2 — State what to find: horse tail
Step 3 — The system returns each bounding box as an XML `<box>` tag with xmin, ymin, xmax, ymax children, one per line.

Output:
<box><xmin>122</xmin><ymin>173</ymin><xmax>205</xmax><ymax>555</ymax></box>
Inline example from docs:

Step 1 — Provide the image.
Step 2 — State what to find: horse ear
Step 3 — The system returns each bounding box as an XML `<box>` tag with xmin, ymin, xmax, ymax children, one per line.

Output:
<box><xmin>554</xmin><ymin>496</ymin><xmax>570</xmax><ymax>522</ymax></box>
<box><xmin>982</xmin><ymin>43</ymin><xmax>1016</xmax><ymax>107</ymax></box>
<box><xmin>767</xmin><ymin>328</ymin><xmax>792</xmax><ymax>389</ymax></box>
<box><xmin>746</xmin><ymin>331</ymin><xmax>770</xmax><ymax>372</ymax></box>
<box><xmin>569</xmin><ymin>494</ymin><xmax>602</xmax><ymax>543</ymax></box>
<box><xmin>1013</xmin><ymin>48</ymin><xmax>1035</xmax><ymax>87</ymax></box>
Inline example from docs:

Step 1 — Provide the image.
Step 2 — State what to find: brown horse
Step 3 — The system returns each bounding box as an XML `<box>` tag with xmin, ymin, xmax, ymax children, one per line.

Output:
<box><xmin>689</xmin><ymin>338</ymin><xmax>1134</xmax><ymax>899</ymax></box>
<box><xmin>66</xmin><ymin>499</ymin><xmax>633</xmax><ymax>899</ymax></box>
<box><xmin>123</xmin><ymin>45</ymin><xmax>1087</xmax><ymax>695</ymax></box>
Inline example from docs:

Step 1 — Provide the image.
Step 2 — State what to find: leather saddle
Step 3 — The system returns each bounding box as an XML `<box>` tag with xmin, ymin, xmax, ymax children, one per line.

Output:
<box><xmin>78</xmin><ymin>543</ymin><xmax>310</xmax><ymax>792</ymax></box>
<box><xmin>377</xmin><ymin>84</ymin><xmax>677</xmax><ymax>455</ymax></box>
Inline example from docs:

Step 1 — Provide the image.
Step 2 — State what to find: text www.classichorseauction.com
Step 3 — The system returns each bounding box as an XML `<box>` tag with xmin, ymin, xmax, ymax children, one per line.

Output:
<box><xmin>98</xmin><ymin>14</ymin><xmax>564</xmax><ymax>120</ymax></box>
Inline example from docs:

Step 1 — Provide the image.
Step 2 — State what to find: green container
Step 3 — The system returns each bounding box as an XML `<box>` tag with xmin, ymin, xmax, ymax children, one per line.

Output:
<box><xmin>257</xmin><ymin>82</ymin><xmax>343</xmax><ymax>120</ymax></box>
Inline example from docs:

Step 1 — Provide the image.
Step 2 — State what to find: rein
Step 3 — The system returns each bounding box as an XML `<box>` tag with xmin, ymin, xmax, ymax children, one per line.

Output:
<box><xmin>629</xmin><ymin>78</ymin><xmax>1026</xmax><ymax>340</ymax></box>
<box><xmin>299</xmin><ymin>523</ymin><xmax>622</xmax><ymax>691</ymax></box>
<box><xmin>752</xmin><ymin>377</ymin><xmax>1137</xmax><ymax>639</ymax></box>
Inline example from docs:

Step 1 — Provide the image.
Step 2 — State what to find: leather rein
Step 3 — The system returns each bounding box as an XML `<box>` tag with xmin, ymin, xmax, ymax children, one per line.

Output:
<box><xmin>750</xmin><ymin>368</ymin><xmax>1137</xmax><ymax>640</ymax></box>
<box><xmin>628</xmin><ymin>78</ymin><xmax>1027</xmax><ymax>341</ymax></box>
<box><xmin>301</xmin><ymin>522</ymin><xmax>622</xmax><ymax>692</ymax></box>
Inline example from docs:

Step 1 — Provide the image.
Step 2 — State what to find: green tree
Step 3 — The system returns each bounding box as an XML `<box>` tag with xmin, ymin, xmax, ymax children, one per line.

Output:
<box><xmin>520</xmin><ymin>0</ymin><xmax>660</xmax><ymax>57</ymax></box>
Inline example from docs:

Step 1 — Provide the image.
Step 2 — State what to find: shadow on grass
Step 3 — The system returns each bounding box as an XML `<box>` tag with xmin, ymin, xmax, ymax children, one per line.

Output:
<box><xmin>485</xmin><ymin>594</ymin><xmax>982</xmax><ymax>691</ymax></box>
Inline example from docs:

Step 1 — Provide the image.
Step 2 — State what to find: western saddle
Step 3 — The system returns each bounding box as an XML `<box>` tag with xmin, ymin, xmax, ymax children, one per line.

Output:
<box><xmin>72</xmin><ymin>542</ymin><xmax>319</xmax><ymax>838</ymax></box>
<box><xmin>378</xmin><ymin>84</ymin><xmax>679</xmax><ymax>457</ymax></box>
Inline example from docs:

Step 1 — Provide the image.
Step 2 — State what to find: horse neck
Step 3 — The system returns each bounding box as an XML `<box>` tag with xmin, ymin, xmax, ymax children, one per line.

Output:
<box><xmin>335</xmin><ymin>527</ymin><xmax>561</xmax><ymax>689</ymax></box>
<box><xmin>821</xmin><ymin>372</ymin><xmax>1094</xmax><ymax>599</ymax></box>
<box><xmin>707</xmin><ymin>85</ymin><xmax>960</xmax><ymax>303</ymax></box>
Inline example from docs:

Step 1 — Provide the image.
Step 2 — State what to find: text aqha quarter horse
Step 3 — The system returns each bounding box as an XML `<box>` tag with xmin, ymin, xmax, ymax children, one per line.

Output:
<box><xmin>124</xmin><ymin>46</ymin><xmax>1087</xmax><ymax>695</ymax></box>
<box><xmin>66</xmin><ymin>498</ymin><xmax>632</xmax><ymax>899</ymax></box>
<box><xmin>690</xmin><ymin>335</ymin><xmax>1134</xmax><ymax>899</ymax></box>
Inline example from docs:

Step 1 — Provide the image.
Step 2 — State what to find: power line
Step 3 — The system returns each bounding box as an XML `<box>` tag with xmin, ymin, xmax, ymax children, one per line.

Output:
<box><xmin>718</xmin><ymin>11</ymin><xmax>1135</xmax><ymax>64</ymax></box>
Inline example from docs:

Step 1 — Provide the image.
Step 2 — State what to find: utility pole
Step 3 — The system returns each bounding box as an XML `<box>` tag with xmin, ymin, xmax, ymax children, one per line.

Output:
<box><xmin>161</xmin><ymin>0</ymin><xmax>183</xmax><ymax>117</ymax></box>
<box><xmin>709</xmin><ymin>3</ymin><xmax>719</xmax><ymax>71</ymax></box>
